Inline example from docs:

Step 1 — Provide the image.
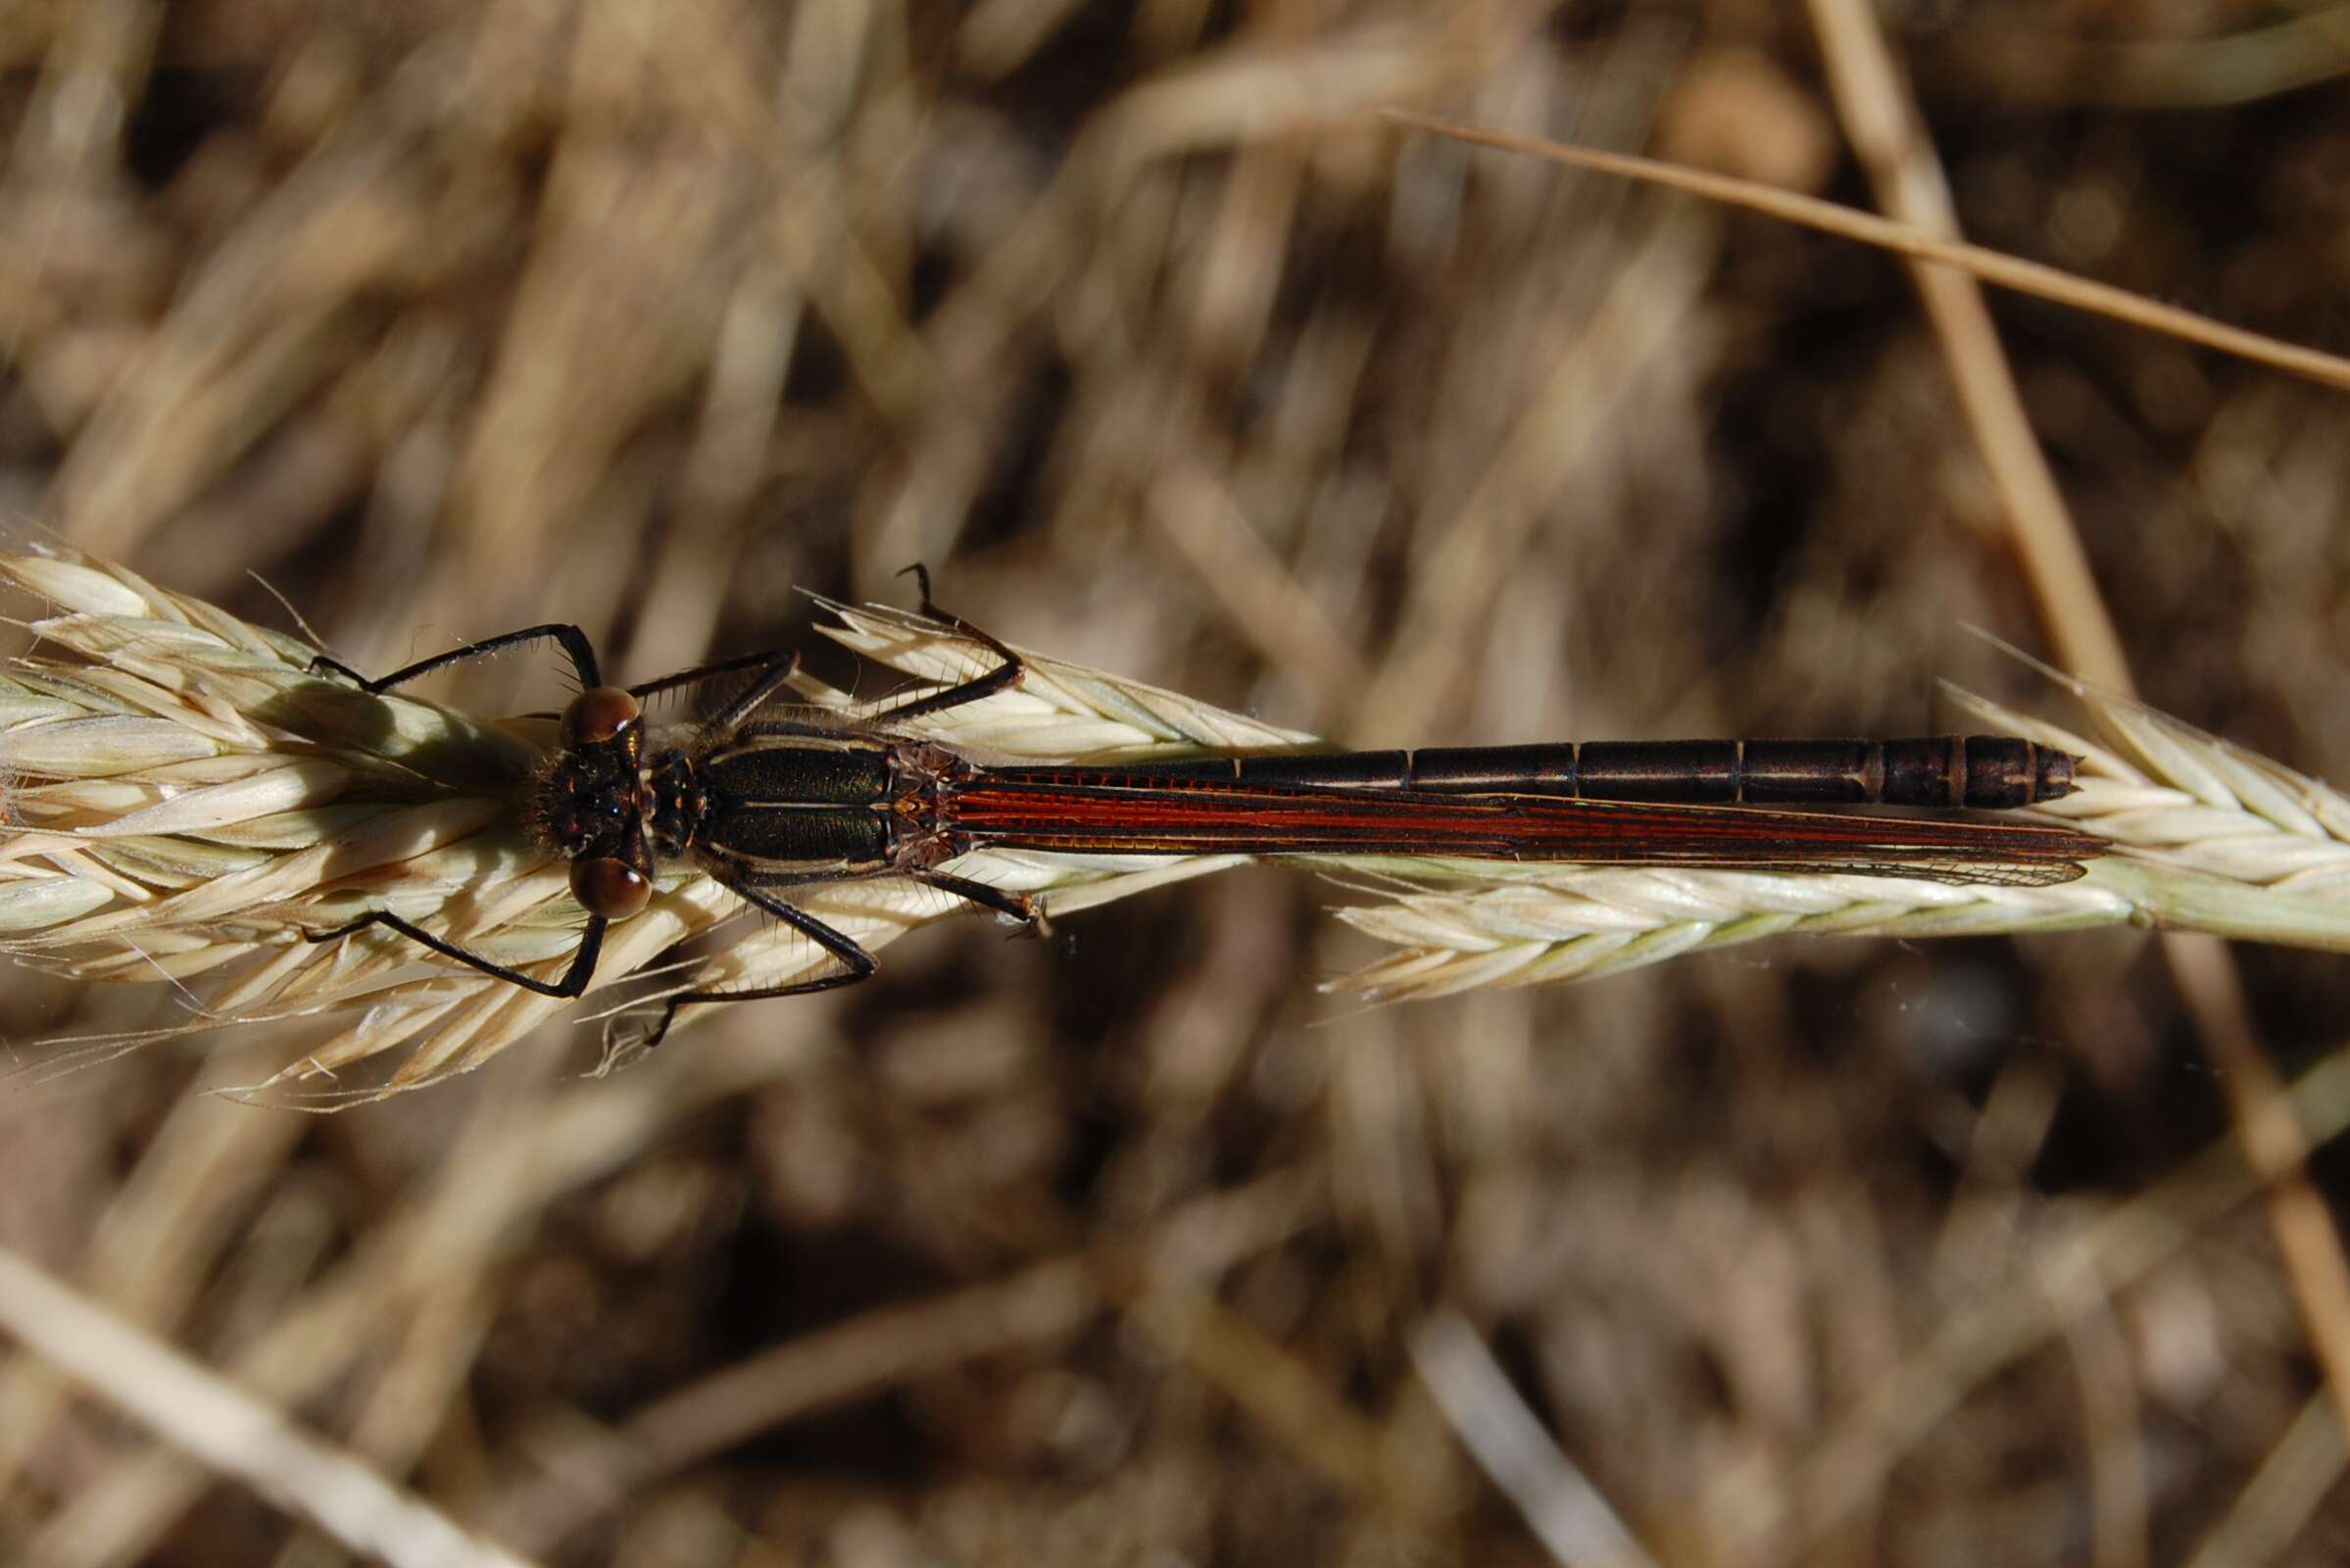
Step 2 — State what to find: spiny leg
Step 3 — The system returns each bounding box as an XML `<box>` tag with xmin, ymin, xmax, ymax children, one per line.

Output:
<box><xmin>865</xmin><ymin>563</ymin><xmax>1026</xmax><ymax>724</ymax></box>
<box><xmin>306</xmin><ymin>909</ymin><xmax>610</xmax><ymax>998</ymax></box>
<box><xmin>311</xmin><ymin>622</ymin><xmax>606</xmax><ymax>693</ymax></box>
<box><xmin>628</xmin><ymin>858</ymin><xmax>1040</xmax><ymax>1047</ymax></box>
<box><xmin>504</xmin><ymin>649</ymin><xmax>805</xmax><ymax>725</ymax></box>
<box><xmin>908</xmin><ymin>867</ymin><xmax>1039</xmax><ymax>930</ymax></box>
<box><xmin>629</xmin><ymin>648</ymin><xmax>802</xmax><ymax>725</ymax></box>
<box><xmin>633</xmin><ymin>884</ymin><xmax>876</xmax><ymax>1050</ymax></box>
<box><xmin>623</xmin><ymin>562</ymin><xmax>1021</xmax><ymax>733</ymax></box>
<box><xmin>699</xmin><ymin>652</ymin><xmax>806</xmax><ymax>731</ymax></box>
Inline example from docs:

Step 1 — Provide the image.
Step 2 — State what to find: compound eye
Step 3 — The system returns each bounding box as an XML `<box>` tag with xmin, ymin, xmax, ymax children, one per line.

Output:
<box><xmin>561</xmin><ymin>685</ymin><xmax>641</xmax><ymax>748</ymax></box>
<box><xmin>570</xmin><ymin>857</ymin><xmax>651</xmax><ymax>918</ymax></box>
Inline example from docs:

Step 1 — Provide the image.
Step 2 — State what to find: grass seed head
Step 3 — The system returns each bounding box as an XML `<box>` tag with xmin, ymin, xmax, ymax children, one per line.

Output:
<box><xmin>10</xmin><ymin>545</ymin><xmax>2349</xmax><ymax>1100</ymax></box>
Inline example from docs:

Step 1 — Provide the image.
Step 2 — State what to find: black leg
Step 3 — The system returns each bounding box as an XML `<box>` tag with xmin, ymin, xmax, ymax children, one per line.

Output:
<box><xmin>509</xmin><ymin>649</ymin><xmax>804</xmax><ymax>725</ymax></box>
<box><xmin>633</xmin><ymin>883</ymin><xmax>877</xmax><ymax>1049</ymax></box>
<box><xmin>305</xmin><ymin>908</ymin><xmax>609</xmax><ymax>998</ymax></box>
<box><xmin>700</xmin><ymin>652</ymin><xmax>805</xmax><ymax>730</ymax></box>
<box><xmin>864</xmin><ymin>564</ymin><xmax>1026</xmax><ymax>724</ymax></box>
<box><xmin>312</xmin><ymin>622</ymin><xmax>606</xmax><ymax>694</ymax></box>
<box><xmin>628</xmin><ymin>648</ymin><xmax>800</xmax><ymax>715</ymax></box>
<box><xmin>908</xmin><ymin>867</ymin><xmax>1038</xmax><ymax>928</ymax></box>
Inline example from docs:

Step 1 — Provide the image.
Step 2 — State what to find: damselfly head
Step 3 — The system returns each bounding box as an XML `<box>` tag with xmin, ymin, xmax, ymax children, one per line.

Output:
<box><xmin>528</xmin><ymin>686</ymin><xmax>652</xmax><ymax>872</ymax></box>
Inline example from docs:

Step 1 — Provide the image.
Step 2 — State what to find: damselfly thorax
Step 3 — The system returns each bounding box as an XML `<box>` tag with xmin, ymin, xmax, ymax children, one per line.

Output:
<box><xmin>529</xmin><ymin>703</ymin><xmax>979</xmax><ymax>906</ymax></box>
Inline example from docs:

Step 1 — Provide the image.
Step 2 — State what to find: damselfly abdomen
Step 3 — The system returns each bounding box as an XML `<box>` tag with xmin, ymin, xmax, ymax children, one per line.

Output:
<box><xmin>306</xmin><ymin>572</ymin><xmax>2100</xmax><ymax>1046</ymax></box>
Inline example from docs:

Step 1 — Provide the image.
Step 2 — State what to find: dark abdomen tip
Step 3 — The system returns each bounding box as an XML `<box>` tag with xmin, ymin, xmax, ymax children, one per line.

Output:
<box><xmin>2032</xmin><ymin>744</ymin><xmax>2078</xmax><ymax>802</ymax></box>
<box><xmin>1958</xmin><ymin>736</ymin><xmax>2077</xmax><ymax>808</ymax></box>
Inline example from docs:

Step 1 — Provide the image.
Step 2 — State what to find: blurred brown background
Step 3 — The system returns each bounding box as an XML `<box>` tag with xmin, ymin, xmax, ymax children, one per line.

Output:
<box><xmin>5</xmin><ymin>2</ymin><xmax>2350</xmax><ymax>1564</ymax></box>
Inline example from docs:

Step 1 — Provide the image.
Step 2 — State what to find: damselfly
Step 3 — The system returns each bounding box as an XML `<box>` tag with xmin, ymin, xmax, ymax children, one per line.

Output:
<box><xmin>307</xmin><ymin>571</ymin><xmax>2101</xmax><ymax>1045</ymax></box>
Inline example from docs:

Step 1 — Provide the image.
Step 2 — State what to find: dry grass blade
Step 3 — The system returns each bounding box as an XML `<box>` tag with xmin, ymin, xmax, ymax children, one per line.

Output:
<box><xmin>0</xmin><ymin>1245</ymin><xmax>532</xmax><ymax>1568</ymax></box>
<box><xmin>1384</xmin><ymin>110</ymin><xmax>2350</xmax><ymax>397</ymax></box>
